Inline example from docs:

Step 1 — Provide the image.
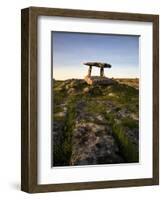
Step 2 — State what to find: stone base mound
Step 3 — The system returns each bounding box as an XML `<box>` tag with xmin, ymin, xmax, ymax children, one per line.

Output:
<box><xmin>84</xmin><ymin>76</ymin><xmax>116</xmax><ymax>85</ymax></box>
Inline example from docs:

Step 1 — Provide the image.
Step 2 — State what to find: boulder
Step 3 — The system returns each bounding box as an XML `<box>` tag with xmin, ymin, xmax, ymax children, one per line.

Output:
<box><xmin>84</xmin><ymin>75</ymin><xmax>116</xmax><ymax>85</ymax></box>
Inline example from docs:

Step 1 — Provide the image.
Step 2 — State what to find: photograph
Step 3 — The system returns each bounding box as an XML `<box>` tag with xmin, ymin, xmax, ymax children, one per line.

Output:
<box><xmin>52</xmin><ymin>31</ymin><xmax>139</xmax><ymax>167</ymax></box>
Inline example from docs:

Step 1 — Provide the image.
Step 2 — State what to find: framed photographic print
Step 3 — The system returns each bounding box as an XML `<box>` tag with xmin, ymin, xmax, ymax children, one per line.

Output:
<box><xmin>21</xmin><ymin>7</ymin><xmax>159</xmax><ymax>193</ymax></box>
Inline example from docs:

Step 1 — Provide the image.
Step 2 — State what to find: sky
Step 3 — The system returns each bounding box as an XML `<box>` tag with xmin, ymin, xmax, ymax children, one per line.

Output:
<box><xmin>52</xmin><ymin>31</ymin><xmax>139</xmax><ymax>80</ymax></box>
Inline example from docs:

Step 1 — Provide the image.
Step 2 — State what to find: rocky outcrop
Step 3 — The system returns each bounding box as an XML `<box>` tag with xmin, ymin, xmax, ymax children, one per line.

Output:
<box><xmin>84</xmin><ymin>75</ymin><xmax>116</xmax><ymax>85</ymax></box>
<box><xmin>71</xmin><ymin>125</ymin><xmax>124</xmax><ymax>165</ymax></box>
<box><xmin>53</xmin><ymin>78</ymin><xmax>139</xmax><ymax>166</ymax></box>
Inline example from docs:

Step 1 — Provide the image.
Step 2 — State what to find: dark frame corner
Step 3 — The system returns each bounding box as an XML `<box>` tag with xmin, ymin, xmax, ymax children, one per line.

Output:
<box><xmin>21</xmin><ymin>7</ymin><xmax>159</xmax><ymax>193</ymax></box>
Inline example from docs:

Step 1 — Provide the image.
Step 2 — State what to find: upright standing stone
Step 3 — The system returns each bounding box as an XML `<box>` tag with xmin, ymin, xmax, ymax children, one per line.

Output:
<box><xmin>88</xmin><ymin>65</ymin><xmax>92</xmax><ymax>77</ymax></box>
<box><xmin>100</xmin><ymin>67</ymin><xmax>104</xmax><ymax>77</ymax></box>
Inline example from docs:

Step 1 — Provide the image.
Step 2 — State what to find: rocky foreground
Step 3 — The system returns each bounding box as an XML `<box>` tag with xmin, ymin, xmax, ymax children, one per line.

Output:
<box><xmin>53</xmin><ymin>78</ymin><xmax>139</xmax><ymax>166</ymax></box>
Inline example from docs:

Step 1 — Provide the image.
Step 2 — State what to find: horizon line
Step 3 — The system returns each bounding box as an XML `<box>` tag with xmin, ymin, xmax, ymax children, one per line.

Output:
<box><xmin>53</xmin><ymin>77</ymin><xmax>139</xmax><ymax>81</ymax></box>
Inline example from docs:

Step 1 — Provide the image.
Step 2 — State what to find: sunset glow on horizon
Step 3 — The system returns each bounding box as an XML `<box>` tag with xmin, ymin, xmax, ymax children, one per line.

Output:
<box><xmin>52</xmin><ymin>32</ymin><xmax>139</xmax><ymax>80</ymax></box>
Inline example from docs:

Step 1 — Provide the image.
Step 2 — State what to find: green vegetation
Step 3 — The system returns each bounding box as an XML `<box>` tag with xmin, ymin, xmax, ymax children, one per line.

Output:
<box><xmin>53</xmin><ymin>78</ymin><xmax>139</xmax><ymax>166</ymax></box>
<box><xmin>106</xmin><ymin>113</ymin><xmax>139</xmax><ymax>162</ymax></box>
<box><xmin>62</xmin><ymin>100</ymin><xmax>77</xmax><ymax>164</ymax></box>
<box><xmin>113</xmin><ymin>124</ymin><xmax>138</xmax><ymax>162</ymax></box>
<box><xmin>53</xmin><ymin>87</ymin><xmax>78</xmax><ymax>166</ymax></box>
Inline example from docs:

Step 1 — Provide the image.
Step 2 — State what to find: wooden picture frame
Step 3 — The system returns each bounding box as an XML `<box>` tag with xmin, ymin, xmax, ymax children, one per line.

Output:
<box><xmin>21</xmin><ymin>7</ymin><xmax>159</xmax><ymax>193</ymax></box>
